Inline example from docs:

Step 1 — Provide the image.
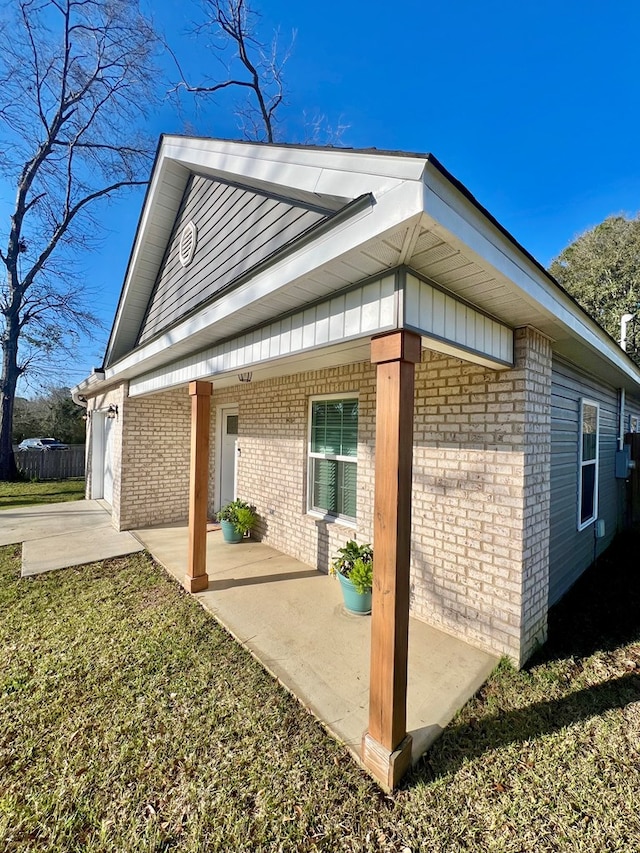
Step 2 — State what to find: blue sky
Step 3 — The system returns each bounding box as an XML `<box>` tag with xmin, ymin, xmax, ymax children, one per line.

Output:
<box><xmin>21</xmin><ymin>0</ymin><xmax>640</xmax><ymax>385</ymax></box>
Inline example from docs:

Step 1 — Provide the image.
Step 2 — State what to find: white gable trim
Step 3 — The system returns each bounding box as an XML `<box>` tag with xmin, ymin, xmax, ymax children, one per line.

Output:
<box><xmin>105</xmin><ymin>138</ymin><xmax>429</xmax><ymax>367</ymax></box>
<box><xmin>161</xmin><ymin>136</ymin><xmax>428</xmax><ymax>194</ymax></box>
<box><xmin>423</xmin><ymin>162</ymin><xmax>640</xmax><ymax>388</ymax></box>
<box><xmin>103</xmin><ymin>180</ymin><xmax>425</xmax><ymax>384</ymax></box>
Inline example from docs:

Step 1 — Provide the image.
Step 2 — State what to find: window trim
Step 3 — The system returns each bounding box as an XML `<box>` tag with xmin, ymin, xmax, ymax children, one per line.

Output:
<box><xmin>307</xmin><ymin>392</ymin><xmax>359</xmax><ymax>524</ymax></box>
<box><xmin>577</xmin><ymin>398</ymin><xmax>599</xmax><ymax>531</ymax></box>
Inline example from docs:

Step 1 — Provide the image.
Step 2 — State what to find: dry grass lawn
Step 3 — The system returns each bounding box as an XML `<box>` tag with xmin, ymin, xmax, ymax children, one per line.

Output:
<box><xmin>1</xmin><ymin>526</ymin><xmax>639</xmax><ymax>851</ymax></box>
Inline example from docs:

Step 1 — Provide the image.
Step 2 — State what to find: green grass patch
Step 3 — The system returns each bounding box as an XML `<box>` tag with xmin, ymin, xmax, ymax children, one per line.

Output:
<box><xmin>1</xmin><ymin>531</ymin><xmax>640</xmax><ymax>851</ymax></box>
<box><xmin>0</xmin><ymin>479</ymin><xmax>85</xmax><ymax>509</ymax></box>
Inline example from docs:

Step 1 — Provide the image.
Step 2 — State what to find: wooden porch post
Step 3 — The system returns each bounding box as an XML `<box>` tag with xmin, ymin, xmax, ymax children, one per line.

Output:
<box><xmin>186</xmin><ymin>380</ymin><xmax>212</xmax><ymax>593</ymax></box>
<box><xmin>362</xmin><ymin>329</ymin><xmax>421</xmax><ymax>790</ymax></box>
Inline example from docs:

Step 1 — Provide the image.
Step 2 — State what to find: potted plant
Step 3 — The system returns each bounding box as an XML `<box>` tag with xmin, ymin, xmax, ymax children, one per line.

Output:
<box><xmin>330</xmin><ymin>540</ymin><xmax>373</xmax><ymax>614</ymax></box>
<box><xmin>216</xmin><ymin>499</ymin><xmax>257</xmax><ymax>544</ymax></box>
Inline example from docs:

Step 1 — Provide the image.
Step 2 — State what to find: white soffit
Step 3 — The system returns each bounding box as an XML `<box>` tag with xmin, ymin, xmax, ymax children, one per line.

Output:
<box><xmin>421</xmin><ymin>162</ymin><xmax>640</xmax><ymax>387</ymax></box>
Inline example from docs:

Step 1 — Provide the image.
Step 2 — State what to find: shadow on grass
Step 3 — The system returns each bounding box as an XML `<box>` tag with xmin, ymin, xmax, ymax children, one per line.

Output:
<box><xmin>536</xmin><ymin>527</ymin><xmax>640</xmax><ymax>663</ymax></box>
<box><xmin>408</xmin><ymin>527</ymin><xmax>640</xmax><ymax>785</ymax></box>
<box><xmin>411</xmin><ymin>670</ymin><xmax>640</xmax><ymax>783</ymax></box>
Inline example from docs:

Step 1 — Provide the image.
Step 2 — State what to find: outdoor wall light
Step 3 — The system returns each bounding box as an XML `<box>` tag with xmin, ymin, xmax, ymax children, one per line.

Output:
<box><xmin>106</xmin><ymin>404</ymin><xmax>118</xmax><ymax>419</ymax></box>
<box><xmin>238</xmin><ymin>372</ymin><xmax>253</xmax><ymax>383</ymax></box>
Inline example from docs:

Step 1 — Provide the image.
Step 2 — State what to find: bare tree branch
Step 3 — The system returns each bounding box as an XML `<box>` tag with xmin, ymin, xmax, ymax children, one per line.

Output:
<box><xmin>168</xmin><ymin>0</ymin><xmax>292</xmax><ymax>143</ymax></box>
<box><xmin>0</xmin><ymin>0</ymin><xmax>161</xmax><ymax>478</ymax></box>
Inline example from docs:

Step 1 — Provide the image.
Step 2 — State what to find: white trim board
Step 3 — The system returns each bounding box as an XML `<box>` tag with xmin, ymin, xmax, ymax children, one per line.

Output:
<box><xmin>128</xmin><ymin>272</ymin><xmax>513</xmax><ymax>397</ymax></box>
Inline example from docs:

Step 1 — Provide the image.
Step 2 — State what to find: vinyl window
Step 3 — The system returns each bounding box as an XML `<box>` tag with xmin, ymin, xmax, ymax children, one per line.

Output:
<box><xmin>308</xmin><ymin>396</ymin><xmax>358</xmax><ymax>522</ymax></box>
<box><xmin>578</xmin><ymin>399</ymin><xmax>599</xmax><ymax>530</ymax></box>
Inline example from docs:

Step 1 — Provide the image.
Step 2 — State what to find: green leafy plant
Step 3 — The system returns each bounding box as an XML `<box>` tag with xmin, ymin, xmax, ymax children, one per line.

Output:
<box><xmin>330</xmin><ymin>539</ymin><xmax>373</xmax><ymax>591</ymax></box>
<box><xmin>348</xmin><ymin>557</ymin><xmax>373</xmax><ymax>594</ymax></box>
<box><xmin>216</xmin><ymin>499</ymin><xmax>257</xmax><ymax>535</ymax></box>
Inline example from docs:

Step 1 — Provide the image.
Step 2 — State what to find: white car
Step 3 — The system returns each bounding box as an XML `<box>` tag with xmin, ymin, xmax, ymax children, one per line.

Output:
<box><xmin>17</xmin><ymin>437</ymin><xmax>69</xmax><ymax>451</ymax></box>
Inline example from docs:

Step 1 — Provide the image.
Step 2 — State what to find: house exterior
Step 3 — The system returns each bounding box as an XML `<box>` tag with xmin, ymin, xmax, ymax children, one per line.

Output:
<box><xmin>72</xmin><ymin>136</ymin><xmax>640</xmax><ymax>788</ymax></box>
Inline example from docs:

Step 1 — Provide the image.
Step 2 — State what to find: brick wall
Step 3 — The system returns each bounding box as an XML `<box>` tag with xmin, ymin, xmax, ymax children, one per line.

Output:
<box><xmin>87</xmin><ymin>384</ymin><xmax>191</xmax><ymax>530</ymax></box>
<box><xmin>119</xmin><ymin>388</ymin><xmax>191</xmax><ymax>530</ymax></box>
<box><xmin>91</xmin><ymin>327</ymin><xmax>551</xmax><ymax>664</ymax></box>
<box><xmin>519</xmin><ymin>328</ymin><xmax>552</xmax><ymax>660</ymax></box>
<box><xmin>211</xmin><ymin>328</ymin><xmax>551</xmax><ymax>664</ymax></box>
<box><xmin>211</xmin><ymin>363</ymin><xmax>377</xmax><ymax>573</ymax></box>
<box><xmin>410</xmin><ymin>327</ymin><xmax>551</xmax><ymax>664</ymax></box>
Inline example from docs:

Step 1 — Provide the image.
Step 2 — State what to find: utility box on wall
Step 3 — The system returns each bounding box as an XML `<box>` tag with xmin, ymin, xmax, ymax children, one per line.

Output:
<box><xmin>616</xmin><ymin>445</ymin><xmax>635</xmax><ymax>479</ymax></box>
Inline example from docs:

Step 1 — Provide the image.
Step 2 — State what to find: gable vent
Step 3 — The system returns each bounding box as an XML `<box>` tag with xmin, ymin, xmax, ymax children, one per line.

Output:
<box><xmin>179</xmin><ymin>221</ymin><xmax>197</xmax><ymax>267</ymax></box>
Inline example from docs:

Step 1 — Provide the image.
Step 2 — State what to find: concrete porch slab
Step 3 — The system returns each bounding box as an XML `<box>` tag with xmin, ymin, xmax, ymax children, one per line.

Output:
<box><xmin>136</xmin><ymin>522</ymin><xmax>499</xmax><ymax>766</ymax></box>
<box><xmin>0</xmin><ymin>499</ymin><xmax>144</xmax><ymax>576</ymax></box>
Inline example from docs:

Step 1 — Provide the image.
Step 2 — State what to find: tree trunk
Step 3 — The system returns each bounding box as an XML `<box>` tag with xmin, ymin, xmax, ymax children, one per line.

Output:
<box><xmin>0</xmin><ymin>317</ymin><xmax>20</xmax><ymax>481</ymax></box>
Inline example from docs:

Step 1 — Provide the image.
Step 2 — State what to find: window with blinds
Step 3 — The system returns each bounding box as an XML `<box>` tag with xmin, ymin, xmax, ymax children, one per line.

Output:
<box><xmin>308</xmin><ymin>396</ymin><xmax>358</xmax><ymax>521</ymax></box>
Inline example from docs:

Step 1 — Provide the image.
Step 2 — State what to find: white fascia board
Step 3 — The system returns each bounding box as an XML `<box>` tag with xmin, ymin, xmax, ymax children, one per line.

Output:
<box><xmin>105</xmin><ymin>157</ymin><xmax>190</xmax><ymax>365</ymax></box>
<box><xmin>105</xmin><ymin>139</ymin><xmax>426</xmax><ymax>368</ymax></box>
<box><xmin>71</xmin><ymin>370</ymin><xmax>117</xmax><ymax>403</ymax></box>
<box><xmin>422</xmin><ymin>164</ymin><xmax>640</xmax><ymax>387</ymax></box>
<box><xmin>103</xmin><ymin>179</ymin><xmax>425</xmax><ymax>383</ymax></box>
<box><xmin>160</xmin><ymin>136</ymin><xmax>428</xmax><ymax>195</ymax></box>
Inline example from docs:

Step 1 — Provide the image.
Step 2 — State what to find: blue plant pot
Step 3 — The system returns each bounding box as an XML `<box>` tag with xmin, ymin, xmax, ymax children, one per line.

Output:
<box><xmin>337</xmin><ymin>572</ymin><xmax>372</xmax><ymax>614</ymax></box>
<box><xmin>220</xmin><ymin>519</ymin><xmax>243</xmax><ymax>544</ymax></box>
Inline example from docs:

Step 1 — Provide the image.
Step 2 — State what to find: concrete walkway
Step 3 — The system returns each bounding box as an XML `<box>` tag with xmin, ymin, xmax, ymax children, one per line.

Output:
<box><xmin>1</xmin><ymin>500</ymin><xmax>498</xmax><ymax>770</ymax></box>
<box><xmin>136</xmin><ymin>522</ymin><xmax>499</xmax><ymax>766</ymax></box>
<box><xmin>0</xmin><ymin>499</ymin><xmax>143</xmax><ymax>576</ymax></box>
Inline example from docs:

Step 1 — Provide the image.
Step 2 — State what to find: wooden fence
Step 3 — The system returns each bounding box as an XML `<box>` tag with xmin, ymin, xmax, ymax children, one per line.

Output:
<box><xmin>13</xmin><ymin>445</ymin><xmax>86</xmax><ymax>480</ymax></box>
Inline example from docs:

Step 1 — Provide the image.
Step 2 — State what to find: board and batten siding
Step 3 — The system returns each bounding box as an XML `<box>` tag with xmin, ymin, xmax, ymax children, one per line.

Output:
<box><xmin>549</xmin><ymin>357</ymin><xmax>622</xmax><ymax>605</ymax></box>
<box><xmin>137</xmin><ymin>175</ymin><xmax>335</xmax><ymax>346</ymax></box>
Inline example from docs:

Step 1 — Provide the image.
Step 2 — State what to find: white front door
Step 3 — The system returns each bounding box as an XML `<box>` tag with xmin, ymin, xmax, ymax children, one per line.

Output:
<box><xmin>103</xmin><ymin>416</ymin><xmax>115</xmax><ymax>505</ymax></box>
<box><xmin>218</xmin><ymin>407</ymin><xmax>238</xmax><ymax>509</ymax></box>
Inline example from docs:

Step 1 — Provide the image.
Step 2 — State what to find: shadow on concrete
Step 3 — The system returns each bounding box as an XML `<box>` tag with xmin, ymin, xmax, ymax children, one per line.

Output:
<box><xmin>208</xmin><ymin>568</ymin><xmax>321</xmax><ymax>590</ymax></box>
<box><xmin>315</xmin><ymin>519</ymin><xmax>330</xmax><ymax>573</ymax></box>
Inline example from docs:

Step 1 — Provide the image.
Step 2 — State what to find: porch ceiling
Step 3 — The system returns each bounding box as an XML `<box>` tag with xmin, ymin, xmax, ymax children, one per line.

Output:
<box><xmin>126</xmin><ymin>268</ymin><xmax>515</xmax><ymax>397</ymax></box>
<box><xmin>407</xmin><ymin>217</ymin><xmax>640</xmax><ymax>389</ymax></box>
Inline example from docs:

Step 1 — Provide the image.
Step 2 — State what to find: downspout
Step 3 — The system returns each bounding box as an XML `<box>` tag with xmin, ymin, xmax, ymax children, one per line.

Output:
<box><xmin>70</xmin><ymin>368</ymin><xmax>105</xmax><ymax>406</ymax></box>
<box><xmin>619</xmin><ymin>388</ymin><xmax>626</xmax><ymax>451</ymax></box>
<box><xmin>71</xmin><ymin>389</ymin><xmax>88</xmax><ymax>408</ymax></box>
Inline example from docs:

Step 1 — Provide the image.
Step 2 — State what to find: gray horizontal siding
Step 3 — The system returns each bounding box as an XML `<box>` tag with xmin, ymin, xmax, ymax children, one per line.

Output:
<box><xmin>549</xmin><ymin>357</ymin><xmax>622</xmax><ymax>605</ymax></box>
<box><xmin>137</xmin><ymin>175</ymin><xmax>332</xmax><ymax>345</ymax></box>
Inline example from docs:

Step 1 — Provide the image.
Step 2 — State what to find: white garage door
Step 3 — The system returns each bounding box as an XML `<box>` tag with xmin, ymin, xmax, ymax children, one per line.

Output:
<box><xmin>103</xmin><ymin>415</ymin><xmax>115</xmax><ymax>505</ymax></box>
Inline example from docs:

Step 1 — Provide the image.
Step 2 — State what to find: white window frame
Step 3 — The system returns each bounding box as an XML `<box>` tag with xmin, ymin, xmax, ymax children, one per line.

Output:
<box><xmin>577</xmin><ymin>398</ymin><xmax>599</xmax><ymax>531</ymax></box>
<box><xmin>307</xmin><ymin>392</ymin><xmax>359</xmax><ymax>525</ymax></box>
